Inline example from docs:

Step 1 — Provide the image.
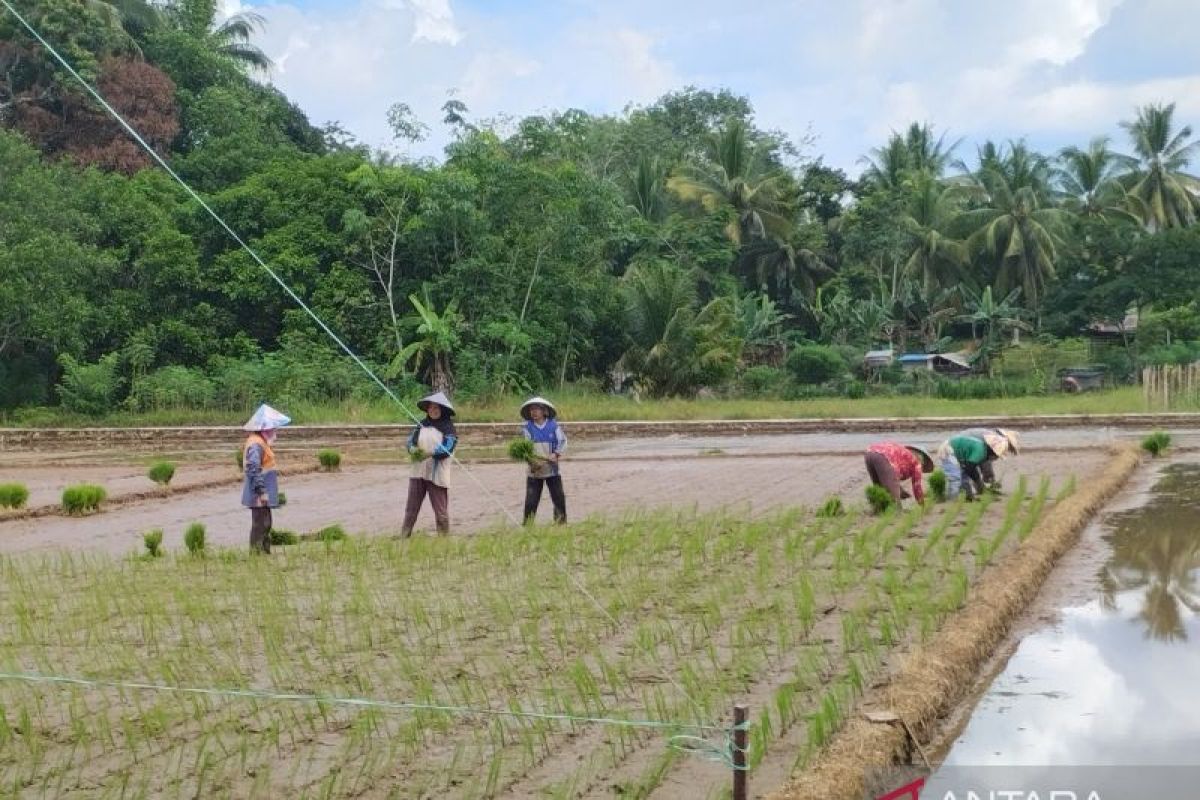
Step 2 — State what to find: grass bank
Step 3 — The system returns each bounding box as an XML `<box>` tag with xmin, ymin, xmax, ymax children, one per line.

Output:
<box><xmin>0</xmin><ymin>387</ymin><xmax>1150</xmax><ymax>427</ymax></box>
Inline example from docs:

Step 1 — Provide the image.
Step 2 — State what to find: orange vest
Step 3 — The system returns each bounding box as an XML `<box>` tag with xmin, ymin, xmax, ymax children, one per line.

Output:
<box><xmin>243</xmin><ymin>433</ymin><xmax>277</xmax><ymax>471</ymax></box>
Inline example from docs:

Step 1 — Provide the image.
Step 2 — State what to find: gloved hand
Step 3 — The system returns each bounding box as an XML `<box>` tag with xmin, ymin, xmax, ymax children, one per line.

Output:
<box><xmin>432</xmin><ymin>444</ymin><xmax>451</xmax><ymax>461</ymax></box>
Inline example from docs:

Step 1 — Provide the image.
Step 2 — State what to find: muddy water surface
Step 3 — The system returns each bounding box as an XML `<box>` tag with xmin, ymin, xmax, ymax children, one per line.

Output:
<box><xmin>924</xmin><ymin>462</ymin><xmax>1200</xmax><ymax>798</ymax></box>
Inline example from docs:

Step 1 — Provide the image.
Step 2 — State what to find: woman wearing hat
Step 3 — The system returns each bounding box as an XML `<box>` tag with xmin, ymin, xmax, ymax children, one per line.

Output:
<box><xmin>938</xmin><ymin>432</ymin><xmax>1010</xmax><ymax>502</ymax></box>
<box><xmin>865</xmin><ymin>441</ymin><xmax>933</xmax><ymax>508</ymax></box>
<box><xmin>241</xmin><ymin>403</ymin><xmax>290</xmax><ymax>553</ymax></box>
<box><xmin>520</xmin><ymin>396</ymin><xmax>568</xmax><ymax>525</ymax></box>
<box><xmin>956</xmin><ymin>427</ymin><xmax>1021</xmax><ymax>490</ymax></box>
<box><xmin>401</xmin><ymin>391</ymin><xmax>458</xmax><ymax>537</ymax></box>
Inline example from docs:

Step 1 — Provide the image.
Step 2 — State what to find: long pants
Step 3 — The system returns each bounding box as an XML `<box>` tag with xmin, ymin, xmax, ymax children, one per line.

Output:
<box><xmin>250</xmin><ymin>507</ymin><xmax>272</xmax><ymax>553</ymax></box>
<box><xmin>401</xmin><ymin>478</ymin><xmax>449</xmax><ymax>536</ymax></box>
<box><xmin>524</xmin><ymin>476</ymin><xmax>567</xmax><ymax>524</ymax></box>
<box><xmin>961</xmin><ymin>462</ymin><xmax>985</xmax><ymax>500</ymax></box>
<box><xmin>941</xmin><ymin>457</ymin><xmax>963</xmax><ymax>499</ymax></box>
<box><xmin>864</xmin><ymin>451</ymin><xmax>903</xmax><ymax>504</ymax></box>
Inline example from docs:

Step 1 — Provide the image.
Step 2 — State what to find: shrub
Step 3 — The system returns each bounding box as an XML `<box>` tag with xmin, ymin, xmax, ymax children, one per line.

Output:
<box><xmin>143</xmin><ymin>529</ymin><xmax>163</xmax><ymax>557</ymax></box>
<box><xmin>845</xmin><ymin>380</ymin><xmax>867</xmax><ymax>400</ymax></box>
<box><xmin>1142</xmin><ymin>431</ymin><xmax>1171</xmax><ymax>458</ymax></box>
<box><xmin>184</xmin><ymin>523</ymin><xmax>206</xmax><ymax>555</ymax></box>
<box><xmin>739</xmin><ymin>365</ymin><xmax>792</xmax><ymax>398</ymax></box>
<box><xmin>62</xmin><ymin>484</ymin><xmax>107</xmax><ymax>515</ymax></box>
<box><xmin>317</xmin><ymin>449</ymin><xmax>342</xmax><ymax>472</ymax></box>
<box><xmin>929</xmin><ymin>469</ymin><xmax>948</xmax><ymax>502</ymax></box>
<box><xmin>0</xmin><ymin>483</ymin><xmax>29</xmax><ymax>510</ymax></box>
<box><xmin>866</xmin><ymin>484</ymin><xmax>894</xmax><ymax>515</ymax></box>
<box><xmin>147</xmin><ymin>461</ymin><xmax>177</xmax><ymax>487</ymax></box>
<box><xmin>57</xmin><ymin>353</ymin><xmax>124</xmax><ymax>416</ymax></box>
<box><xmin>269</xmin><ymin>529</ymin><xmax>298</xmax><ymax>546</ymax></box>
<box><xmin>278</xmin><ymin>492</ymin><xmax>287</xmax><ymax>507</ymax></box>
<box><xmin>507</xmin><ymin>438</ymin><xmax>536</xmax><ymax>463</ymax></box>
<box><xmin>787</xmin><ymin>345</ymin><xmax>846</xmax><ymax>385</ymax></box>
<box><xmin>127</xmin><ymin>366</ymin><xmax>215</xmax><ymax>412</ymax></box>
<box><xmin>316</xmin><ymin>524</ymin><xmax>346</xmax><ymax>542</ymax></box>
<box><xmin>816</xmin><ymin>496</ymin><xmax>845</xmax><ymax>518</ymax></box>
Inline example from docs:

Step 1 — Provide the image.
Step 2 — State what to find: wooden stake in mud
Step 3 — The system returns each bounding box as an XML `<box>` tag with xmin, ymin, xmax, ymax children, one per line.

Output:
<box><xmin>733</xmin><ymin>704</ymin><xmax>748</xmax><ymax>800</ymax></box>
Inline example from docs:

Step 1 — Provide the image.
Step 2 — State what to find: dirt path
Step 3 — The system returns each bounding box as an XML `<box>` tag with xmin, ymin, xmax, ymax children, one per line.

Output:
<box><xmin>0</xmin><ymin>449</ymin><xmax>1102</xmax><ymax>557</ymax></box>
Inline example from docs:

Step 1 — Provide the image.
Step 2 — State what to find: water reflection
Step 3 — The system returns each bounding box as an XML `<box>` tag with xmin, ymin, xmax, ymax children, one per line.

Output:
<box><xmin>1100</xmin><ymin>465</ymin><xmax>1200</xmax><ymax>642</ymax></box>
<box><xmin>930</xmin><ymin>461</ymin><xmax>1200</xmax><ymax>774</ymax></box>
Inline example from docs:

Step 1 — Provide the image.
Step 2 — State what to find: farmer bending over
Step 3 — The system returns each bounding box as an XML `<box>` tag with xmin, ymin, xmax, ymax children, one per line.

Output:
<box><xmin>520</xmin><ymin>396</ymin><xmax>568</xmax><ymax>525</ymax></box>
<box><xmin>865</xmin><ymin>441</ymin><xmax>933</xmax><ymax>508</ymax></box>
<box><xmin>937</xmin><ymin>431</ymin><xmax>1014</xmax><ymax>501</ymax></box>
<box><xmin>401</xmin><ymin>391</ymin><xmax>457</xmax><ymax>537</ymax></box>
<box><xmin>241</xmin><ymin>403</ymin><xmax>290</xmax><ymax>553</ymax></box>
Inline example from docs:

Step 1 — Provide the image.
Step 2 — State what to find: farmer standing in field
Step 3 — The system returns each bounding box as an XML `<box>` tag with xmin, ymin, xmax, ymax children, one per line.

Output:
<box><xmin>520</xmin><ymin>396</ymin><xmax>568</xmax><ymax>525</ymax></box>
<box><xmin>400</xmin><ymin>391</ymin><xmax>457</xmax><ymax>537</ymax></box>
<box><xmin>864</xmin><ymin>441</ymin><xmax>934</xmax><ymax>508</ymax></box>
<box><xmin>241</xmin><ymin>403</ymin><xmax>290</xmax><ymax>553</ymax></box>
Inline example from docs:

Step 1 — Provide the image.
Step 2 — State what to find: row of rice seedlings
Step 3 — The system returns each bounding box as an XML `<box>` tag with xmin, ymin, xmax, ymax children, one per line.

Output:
<box><xmin>974</xmin><ymin>476</ymin><xmax>1030</xmax><ymax>570</ymax></box>
<box><xmin>1018</xmin><ymin>476</ymin><xmax>1053</xmax><ymax>541</ymax></box>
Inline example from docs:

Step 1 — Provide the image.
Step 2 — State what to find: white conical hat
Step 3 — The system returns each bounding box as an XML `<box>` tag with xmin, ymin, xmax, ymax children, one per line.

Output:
<box><xmin>243</xmin><ymin>404</ymin><xmax>291</xmax><ymax>432</ymax></box>
<box><xmin>417</xmin><ymin>391</ymin><xmax>455</xmax><ymax>416</ymax></box>
<box><xmin>520</xmin><ymin>396</ymin><xmax>558</xmax><ymax>420</ymax></box>
<box><xmin>983</xmin><ymin>432</ymin><xmax>1010</xmax><ymax>458</ymax></box>
<box><xmin>996</xmin><ymin>428</ymin><xmax>1021</xmax><ymax>455</ymax></box>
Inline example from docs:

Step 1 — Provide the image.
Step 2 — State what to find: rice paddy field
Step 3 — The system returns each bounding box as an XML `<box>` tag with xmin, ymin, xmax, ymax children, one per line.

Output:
<box><xmin>0</xmin><ymin>473</ymin><xmax>1076</xmax><ymax>799</ymax></box>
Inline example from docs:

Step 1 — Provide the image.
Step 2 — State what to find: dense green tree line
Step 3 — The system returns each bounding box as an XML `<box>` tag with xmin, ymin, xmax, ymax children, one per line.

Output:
<box><xmin>2</xmin><ymin>1</ymin><xmax>1200</xmax><ymax>413</ymax></box>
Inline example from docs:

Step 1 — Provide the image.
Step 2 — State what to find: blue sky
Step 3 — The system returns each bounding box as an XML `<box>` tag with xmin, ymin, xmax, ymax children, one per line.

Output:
<box><xmin>220</xmin><ymin>0</ymin><xmax>1200</xmax><ymax>174</ymax></box>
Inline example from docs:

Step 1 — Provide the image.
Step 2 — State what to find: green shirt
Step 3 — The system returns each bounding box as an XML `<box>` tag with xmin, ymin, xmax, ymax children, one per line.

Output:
<box><xmin>949</xmin><ymin>435</ymin><xmax>988</xmax><ymax>465</ymax></box>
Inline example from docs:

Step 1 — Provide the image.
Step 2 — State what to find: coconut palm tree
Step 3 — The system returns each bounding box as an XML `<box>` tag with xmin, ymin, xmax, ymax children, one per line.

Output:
<box><xmin>1119</xmin><ymin>102</ymin><xmax>1200</xmax><ymax>230</ymax></box>
<box><xmin>621</xmin><ymin>261</ymin><xmax>742</xmax><ymax>396</ymax></box>
<box><xmin>737</xmin><ymin>228</ymin><xmax>830</xmax><ymax>303</ymax></box>
<box><xmin>861</xmin><ymin>122</ymin><xmax>960</xmax><ymax>188</ymax></box>
<box><xmin>1054</xmin><ymin>137</ymin><xmax>1142</xmax><ymax>223</ymax></box>
<box><xmin>959</xmin><ymin>167</ymin><xmax>1069</xmax><ymax>314</ymax></box>
<box><xmin>666</xmin><ymin>119</ymin><xmax>790</xmax><ymax>245</ymax></box>
<box><xmin>629</xmin><ymin>155</ymin><xmax>667</xmax><ymax>222</ymax></box>
<box><xmin>900</xmin><ymin>173</ymin><xmax>969</xmax><ymax>293</ymax></box>
<box><xmin>90</xmin><ymin>0</ymin><xmax>164</xmax><ymax>42</ymax></box>
<box><xmin>164</xmin><ymin>0</ymin><xmax>274</xmax><ymax>72</ymax></box>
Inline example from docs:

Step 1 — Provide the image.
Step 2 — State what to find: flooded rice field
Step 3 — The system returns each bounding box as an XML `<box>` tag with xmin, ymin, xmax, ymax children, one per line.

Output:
<box><xmin>925</xmin><ymin>460</ymin><xmax>1200</xmax><ymax>799</ymax></box>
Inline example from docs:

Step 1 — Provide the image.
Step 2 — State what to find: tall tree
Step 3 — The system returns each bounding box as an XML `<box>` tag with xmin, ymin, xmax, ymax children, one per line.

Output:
<box><xmin>960</xmin><ymin>167</ymin><xmax>1068</xmax><ymax>314</ymax></box>
<box><xmin>900</xmin><ymin>173</ymin><xmax>969</xmax><ymax>293</ymax></box>
<box><xmin>1119</xmin><ymin>102</ymin><xmax>1200</xmax><ymax>230</ymax></box>
<box><xmin>666</xmin><ymin>119</ymin><xmax>790</xmax><ymax>245</ymax></box>
<box><xmin>1055</xmin><ymin>136</ymin><xmax>1141</xmax><ymax>223</ymax></box>
<box><xmin>861</xmin><ymin>122</ymin><xmax>959</xmax><ymax>188</ymax></box>
<box><xmin>165</xmin><ymin>0</ymin><xmax>273</xmax><ymax>72</ymax></box>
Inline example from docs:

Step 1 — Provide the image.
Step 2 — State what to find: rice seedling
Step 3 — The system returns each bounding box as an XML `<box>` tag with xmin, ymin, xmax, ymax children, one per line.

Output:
<box><xmin>235</xmin><ymin>448</ymin><xmax>244</xmax><ymax>472</ymax></box>
<box><xmin>1142</xmin><ymin>430</ymin><xmax>1171</xmax><ymax>457</ymax></box>
<box><xmin>507</xmin><ymin>438</ymin><xmax>537</xmax><ymax>463</ymax></box>
<box><xmin>142</xmin><ymin>529</ymin><xmax>164</xmax><ymax>558</ymax></box>
<box><xmin>147</xmin><ymin>461</ymin><xmax>176</xmax><ymax>487</ymax></box>
<box><xmin>816</xmin><ymin>496</ymin><xmax>845</xmax><ymax>518</ymax></box>
<box><xmin>61</xmin><ymin>484</ymin><xmax>107</xmax><ymax>515</ymax></box>
<box><xmin>269</xmin><ymin>529</ymin><xmax>299</xmax><ymax>546</ymax></box>
<box><xmin>0</xmin><ymin>483</ymin><xmax>29</xmax><ymax>510</ymax></box>
<box><xmin>865</xmin><ymin>484</ymin><xmax>894</xmax><ymax>515</ymax></box>
<box><xmin>184</xmin><ymin>523</ymin><xmax>206</xmax><ymax>555</ymax></box>
<box><xmin>928</xmin><ymin>469</ymin><xmax>947</xmax><ymax>502</ymax></box>
<box><xmin>317</xmin><ymin>449</ymin><xmax>342</xmax><ymax>472</ymax></box>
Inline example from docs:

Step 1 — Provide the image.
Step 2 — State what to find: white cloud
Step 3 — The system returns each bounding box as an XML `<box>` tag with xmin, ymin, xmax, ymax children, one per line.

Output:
<box><xmin>405</xmin><ymin>0</ymin><xmax>463</xmax><ymax>45</ymax></box>
<box><xmin>222</xmin><ymin>0</ymin><xmax>1200</xmax><ymax>171</ymax></box>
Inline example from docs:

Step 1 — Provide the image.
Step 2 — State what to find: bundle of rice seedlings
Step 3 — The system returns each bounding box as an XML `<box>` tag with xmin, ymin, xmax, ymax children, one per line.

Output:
<box><xmin>865</xmin><ymin>484</ymin><xmax>894</xmax><ymax>515</ymax></box>
<box><xmin>184</xmin><ymin>523</ymin><xmax>206</xmax><ymax>555</ymax></box>
<box><xmin>143</xmin><ymin>529</ymin><xmax>164</xmax><ymax>557</ymax></box>
<box><xmin>0</xmin><ymin>483</ymin><xmax>29</xmax><ymax>510</ymax></box>
<box><xmin>1142</xmin><ymin>430</ymin><xmax>1171</xmax><ymax>457</ymax></box>
<box><xmin>317</xmin><ymin>449</ymin><xmax>342</xmax><ymax>471</ymax></box>
<box><xmin>148</xmin><ymin>461</ymin><xmax>176</xmax><ymax>487</ymax></box>
<box><xmin>507</xmin><ymin>438</ymin><xmax>537</xmax><ymax>463</ymax></box>
<box><xmin>929</xmin><ymin>470</ymin><xmax>947</xmax><ymax>502</ymax></box>
<box><xmin>816</xmin><ymin>496</ymin><xmax>845</xmax><ymax>518</ymax></box>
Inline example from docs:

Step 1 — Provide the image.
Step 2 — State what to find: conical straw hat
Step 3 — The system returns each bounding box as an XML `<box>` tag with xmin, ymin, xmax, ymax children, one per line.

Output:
<box><xmin>242</xmin><ymin>404</ymin><xmax>291</xmax><ymax>432</ymax></box>
<box><xmin>417</xmin><ymin>391</ymin><xmax>455</xmax><ymax>416</ymax></box>
<box><xmin>520</xmin><ymin>396</ymin><xmax>558</xmax><ymax>420</ymax></box>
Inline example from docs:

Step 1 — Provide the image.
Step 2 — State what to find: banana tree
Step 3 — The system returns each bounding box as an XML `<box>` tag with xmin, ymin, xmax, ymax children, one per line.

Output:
<box><xmin>393</xmin><ymin>287</ymin><xmax>463</xmax><ymax>394</ymax></box>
